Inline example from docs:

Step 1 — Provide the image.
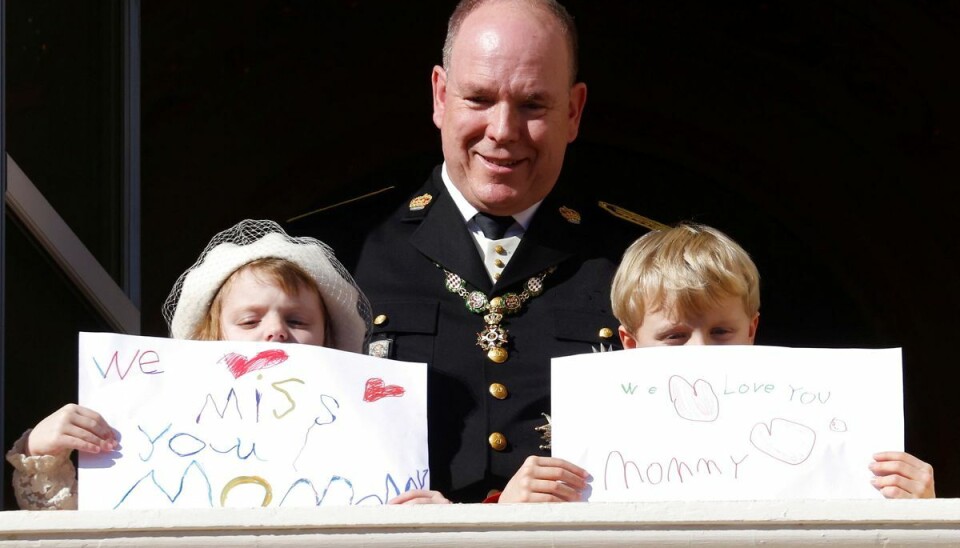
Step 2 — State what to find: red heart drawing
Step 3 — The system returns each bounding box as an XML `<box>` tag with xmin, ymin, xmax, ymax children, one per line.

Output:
<box><xmin>363</xmin><ymin>377</ymin><xmax>405</xmax><ymax>402</ymax></box>
<box><xmin>222</xmin><ymin>349</ymin><xmax>289</xmax><ymax>378</ymax></box>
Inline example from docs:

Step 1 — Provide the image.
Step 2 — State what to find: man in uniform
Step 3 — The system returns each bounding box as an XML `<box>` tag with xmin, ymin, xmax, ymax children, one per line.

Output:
<box><xmin>297</xmin><ymin>0</ymin><xmax>651</xmax><ymax>503</ymax></box>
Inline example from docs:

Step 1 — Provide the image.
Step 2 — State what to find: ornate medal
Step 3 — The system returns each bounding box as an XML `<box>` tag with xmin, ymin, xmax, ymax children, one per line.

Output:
<box><xmin>442</xmin><ymin>267</ymin><xmax>555</xmax><ymax>363</ymax></box>
<box><xmin>535</xmin><ymin>413</ymin><xmax>552</xmax><ymax>450</ymax></box>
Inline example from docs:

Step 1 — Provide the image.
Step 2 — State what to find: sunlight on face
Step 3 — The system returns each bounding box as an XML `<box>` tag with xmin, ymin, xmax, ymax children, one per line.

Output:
<box><xmin>218</xmin><ymin>269</ymin><xmax>327</xmax><ymax>346</ymax></box>
<box><xmin>431</xmin><ymin>1</ymin><xmax>586</xmax><ymax>215</ymax></box>
<box><xmin>620</xmin><ymin>295</ymin><xmax>759</xmax><ymax>348</ymax></box>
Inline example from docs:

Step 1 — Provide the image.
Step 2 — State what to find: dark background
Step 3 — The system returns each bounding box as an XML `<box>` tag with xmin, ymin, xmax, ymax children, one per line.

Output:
<box><xmin>134</xmin><ymin>1</ymin><xmax>958</xmax><ymax>497</ymax></box>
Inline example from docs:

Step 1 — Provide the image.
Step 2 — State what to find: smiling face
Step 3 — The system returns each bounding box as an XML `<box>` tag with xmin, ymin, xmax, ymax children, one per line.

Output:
<box><xmin>216</xmin><ymin>267</ymin><xmax>328</xmax><ymax>346</ymax></box>
<box><xmin>431</xmin><ymin>0</ymin><xmax>587</xmax><ymax>216</ymax></box>
<box><xmin>619</xmin><ymin>294</ymin><xmax>760</xmax><ymax>348</ymax></box>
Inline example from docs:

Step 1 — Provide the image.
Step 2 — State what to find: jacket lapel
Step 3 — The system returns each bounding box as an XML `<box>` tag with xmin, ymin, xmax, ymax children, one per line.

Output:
<box><xmin>493</xmin><ymin>198</ymin><xmax>577</xmax><ymax>293</ymax></box>
<box><xmin>408</xmin><ymin>172</ymin><xmax>493</xmax><ymax>293</ymax></box>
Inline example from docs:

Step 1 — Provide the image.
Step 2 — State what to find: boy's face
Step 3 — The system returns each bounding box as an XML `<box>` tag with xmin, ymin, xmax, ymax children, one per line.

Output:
<box><xmin>619</xmin><ymin>295</ymin><xmax>759</xmax><ymax>348</ymax></box>
<box><xmin>218</xmin><ymin>269</ymin><xmax>327</xmax><ymax>346</ymax></box>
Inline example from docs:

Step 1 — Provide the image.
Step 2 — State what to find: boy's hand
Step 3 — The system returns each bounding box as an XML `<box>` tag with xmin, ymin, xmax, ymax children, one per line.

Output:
<box><xmin>387</xmin><ymin>489</ymin><xmax>451</xmax><ymax>504</ymax></box>
<box><xmin>498</xmin><ymin>456</ymin><xmax>588</xmax><ymax>503</ymax></box>
<box><xmin>26</xmin><ymin>404</ymin><xmax>118</xmax><ymax>457</ymax></box>
<box><xmin>869</xmin><ymin>451</ymin><xmax>935</xmax><ymax>498</ymax></box>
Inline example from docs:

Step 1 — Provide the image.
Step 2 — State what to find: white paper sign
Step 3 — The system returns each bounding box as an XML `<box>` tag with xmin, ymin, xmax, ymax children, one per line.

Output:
<box><xmin>78</xmin><ymin>332</ymin><xmax>428</xmax><ymax>510</ymax></box>
<box><xmin>552</xmin><ymin>346</ymin><xmax>903</xmax><ymax>501</ymax></box>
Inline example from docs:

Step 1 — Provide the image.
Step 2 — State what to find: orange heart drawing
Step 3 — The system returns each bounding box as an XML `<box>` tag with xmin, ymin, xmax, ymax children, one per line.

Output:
<box><xmin>363</xmin><ymin>377</ymin><xmax>405</xmax><ymax>402</ymax></box>
<box><xmin>222</xmin><ymin>349</ymin><xmax>289</xmax><ymax>378</ymax></box>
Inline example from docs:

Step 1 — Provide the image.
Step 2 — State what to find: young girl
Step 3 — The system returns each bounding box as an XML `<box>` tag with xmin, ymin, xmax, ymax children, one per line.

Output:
<box><xmin>6</xmin><ymin>220</ymin><xmax>448</xmax><ymax>509</ymax></box>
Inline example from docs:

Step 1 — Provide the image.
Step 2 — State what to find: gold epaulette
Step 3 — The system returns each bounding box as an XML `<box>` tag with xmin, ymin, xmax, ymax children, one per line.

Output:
<box><xmin>597</xmin><ymin>201</ymin><xmax>670</xmax><ymax>231</ymax></box>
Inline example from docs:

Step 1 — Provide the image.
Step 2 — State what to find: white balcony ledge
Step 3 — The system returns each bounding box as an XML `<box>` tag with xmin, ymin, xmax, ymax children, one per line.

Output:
<box><xmin>1</xmin><ymin>499</ymin><xmax>958</xmax><ymax>547</ymax></box>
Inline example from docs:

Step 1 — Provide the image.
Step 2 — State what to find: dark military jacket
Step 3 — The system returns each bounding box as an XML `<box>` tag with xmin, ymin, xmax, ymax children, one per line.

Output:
<box><xmin>336</xmin><ymin>166</ymin><xmax>642</xmax><ymax>502</ymax></box>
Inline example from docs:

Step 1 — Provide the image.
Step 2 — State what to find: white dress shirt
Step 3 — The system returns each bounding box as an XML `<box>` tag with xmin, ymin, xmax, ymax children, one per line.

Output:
<box><xmin>440</xmin><ymin>163</ymin><xmax>542</xmax><ymax>283</ymax></box>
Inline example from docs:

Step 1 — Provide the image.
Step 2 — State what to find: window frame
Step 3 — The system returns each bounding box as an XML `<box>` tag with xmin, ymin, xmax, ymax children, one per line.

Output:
<box><xmin>0</xmin><ymin>0</ymin><xmax>141</xmax><ymax>508</ymax></box>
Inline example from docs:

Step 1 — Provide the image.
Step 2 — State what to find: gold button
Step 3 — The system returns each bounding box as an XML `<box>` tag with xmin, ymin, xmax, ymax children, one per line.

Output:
<box><xmin>489</xmin><ymin>383</ymin><xmax>508</xmax><ymax>400</ymax></box>
<box><xmin>374</xmin><ymin>314</ymin><xmax>388</xmax><ymax>326</ymax></box>
<box><xmin>494</xmin><ymin>259</ymin><xmax>505</xmax><ymax>268</ymax></box>
<box><xmin>494</xmin><ymin>245</ymin><xmax>506</xmax><ymax>255</ymax></box>
<box><xmin>494</xmin><ymin>272</ymin><xmax>501</xmax><ymax>280</ymax></box>
<box><xmin>599</xmin><ymin>327</ymin><xmax>614</xmax><ymax>339</ymax></box>
<box><xmin>488</xmin><ymin>432</ymin><xmax>507</xmax><ymax>451</ymax></box>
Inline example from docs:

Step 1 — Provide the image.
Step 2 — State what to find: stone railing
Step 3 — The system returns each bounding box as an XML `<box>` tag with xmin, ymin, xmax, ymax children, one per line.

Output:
<box><xmin>1</xmin><ymin>499</ymin><xmax>958</xmax><ymax>546</ymax></box>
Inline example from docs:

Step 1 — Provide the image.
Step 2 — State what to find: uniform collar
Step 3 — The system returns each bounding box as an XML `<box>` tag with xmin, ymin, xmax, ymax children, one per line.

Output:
<box><xmin>492</xmin><ymin>186</ymin><xmax>577</xmax><ymax>293</ymax></box>
<box><xmin>439</xmin><ymin>162</ymin><xmax>542</xmax><ymax>231</ymax></box>
<box><xmin>407</xmin><ymin>166</ymin><xmax>583</xmax><ymax>295</ymax></box>
<box><xmin>408</xmin><ymin>169</ymin><xmax>494</xmax><ymax>292</ymax></box>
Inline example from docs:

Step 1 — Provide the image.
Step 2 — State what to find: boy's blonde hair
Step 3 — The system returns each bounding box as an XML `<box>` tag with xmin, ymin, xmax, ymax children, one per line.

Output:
<box><xmin>192</xmin><ymin>257</ymin><xmax>330</xmax><ymax>342</ymax></box>
<box><xmin>611</xmin><ymin>223</ymin><xmax>760</xmax><ymax>335</ymax></box>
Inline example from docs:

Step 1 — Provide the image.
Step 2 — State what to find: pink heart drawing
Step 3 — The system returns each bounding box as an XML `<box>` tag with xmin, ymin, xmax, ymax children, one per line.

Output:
<box><xmin>668</xmin><ymin>375</ymin><xmax>720</xmax><ymax>422</ymax></box>
<box><xmin>363</xmin><ymin>377</ymin><xmax>405</xmax><ymax>402</ymax></box>
<box><xmin>222</xmin><ymin>349</ymin><xmax>289</xmax><ymax>378</ymax></box>
<box><xmin>750</xmin><ymin>418</ymin><xmax>816</xmax><ymax>465</ymax></box>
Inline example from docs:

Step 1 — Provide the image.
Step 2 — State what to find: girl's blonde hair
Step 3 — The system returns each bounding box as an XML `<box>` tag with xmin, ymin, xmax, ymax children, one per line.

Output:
<box><xmin>611</xmin><ymin>223</ymin><xmax>760</xmax><ymax>335</ymax></box>
<box><xmin>164</xmin><ymin>220</ymin><xmax>370</xmax><ymax>353</ymax></box>
<box><xmin>191</xmin><ymin>257</ymin><xmax>330</xmax><ymax>343</ymax></box>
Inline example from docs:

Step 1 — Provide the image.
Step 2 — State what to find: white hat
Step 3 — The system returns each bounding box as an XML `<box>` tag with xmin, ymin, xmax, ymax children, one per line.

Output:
<box><xmin>162</xmin><ymin>219</ymin><xmax>370</xmax><ymax>353</ymax></box>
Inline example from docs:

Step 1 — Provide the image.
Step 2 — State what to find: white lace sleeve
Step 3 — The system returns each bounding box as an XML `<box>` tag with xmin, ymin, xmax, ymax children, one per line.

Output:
<box><xmin>5</xmin><ymin>429</ymin><xmax>78</xmax><ymax>510</ymax></box>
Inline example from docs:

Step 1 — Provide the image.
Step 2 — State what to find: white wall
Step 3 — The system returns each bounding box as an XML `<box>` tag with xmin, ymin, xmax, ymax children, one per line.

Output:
<box><xmin>1</xmin><ymin>499</ymin><xmax>958</xmax><ymax>547</ymax></box>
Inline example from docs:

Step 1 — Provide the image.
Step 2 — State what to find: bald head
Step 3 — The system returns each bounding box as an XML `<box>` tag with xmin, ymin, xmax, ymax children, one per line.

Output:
<box><xmin>442</xmin><ymin>0</ymin><xmax>580</xmax><ymax>85</ymax></box>
<box><xmin>430</xmin><ymin>0</ymin><xmax>588</xmax><ymax>215</ymax></box>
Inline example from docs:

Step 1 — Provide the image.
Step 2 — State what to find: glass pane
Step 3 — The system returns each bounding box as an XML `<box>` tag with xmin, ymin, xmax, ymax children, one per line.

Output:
<box><xmin>2</xmin><ymin>217</ymin><xmax>112</xmax><ymax>510</ymax></box>
<box><xmin>5</xmin><ymin>0</ymin><xmax>123</xmax><ymax>282</ymax></box>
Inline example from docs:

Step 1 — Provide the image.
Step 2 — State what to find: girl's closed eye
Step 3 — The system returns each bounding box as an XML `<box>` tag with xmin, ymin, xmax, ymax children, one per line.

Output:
<box><xmin>238</xmin><ymin>316</ymin><xmax>261</xmax><ymax>328</ymax></box>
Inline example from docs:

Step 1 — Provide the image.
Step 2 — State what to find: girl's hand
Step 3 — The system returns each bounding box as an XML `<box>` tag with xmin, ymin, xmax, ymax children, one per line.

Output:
<box><xmin>26</xmin><ymin>404</ymin><xmax>117</xmax><ymax>457</ymax></box>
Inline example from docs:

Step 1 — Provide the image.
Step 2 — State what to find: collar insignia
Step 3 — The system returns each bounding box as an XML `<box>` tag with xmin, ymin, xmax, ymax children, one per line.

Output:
<box><xmin>559</xmin><ymin>206</ymin><xmax>581</xmax><ymax>224</ymax></box>
<box><xmin>408</xmin><ymin>193</ymin><xmax>433</xmax><ymax>211</ymax></box>
<box><xmin>368</xmin><ymin>338</ymin><xmax>392</xmax><ymax>359</ymax></box>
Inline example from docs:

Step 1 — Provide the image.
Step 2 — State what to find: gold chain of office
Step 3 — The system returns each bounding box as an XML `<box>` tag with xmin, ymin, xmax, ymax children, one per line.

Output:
<box><xmin>441</xmin><ymin>266</ymin><xmax>556</xmax><ymax>363</ymax></box>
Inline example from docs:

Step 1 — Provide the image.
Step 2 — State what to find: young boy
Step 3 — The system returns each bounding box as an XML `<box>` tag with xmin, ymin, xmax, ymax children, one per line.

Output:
<box><xmin>609</xmin><ymin>222</ymin><xmax>934</xmax><ymax>499</ymax></box>
<box><xmin>6</xmin><ymin>220</ymin><xmax>447</xmax><ymax>508</ymax></box>
<box><xmin>611</xmin><ymin>222</ymin><xmax>760</xmax><ymax>349</ymax></box>
<box><xmin>500</xmin><ymin>222</ymin><xmax>934</xmax><ymax>502</ymax></box>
